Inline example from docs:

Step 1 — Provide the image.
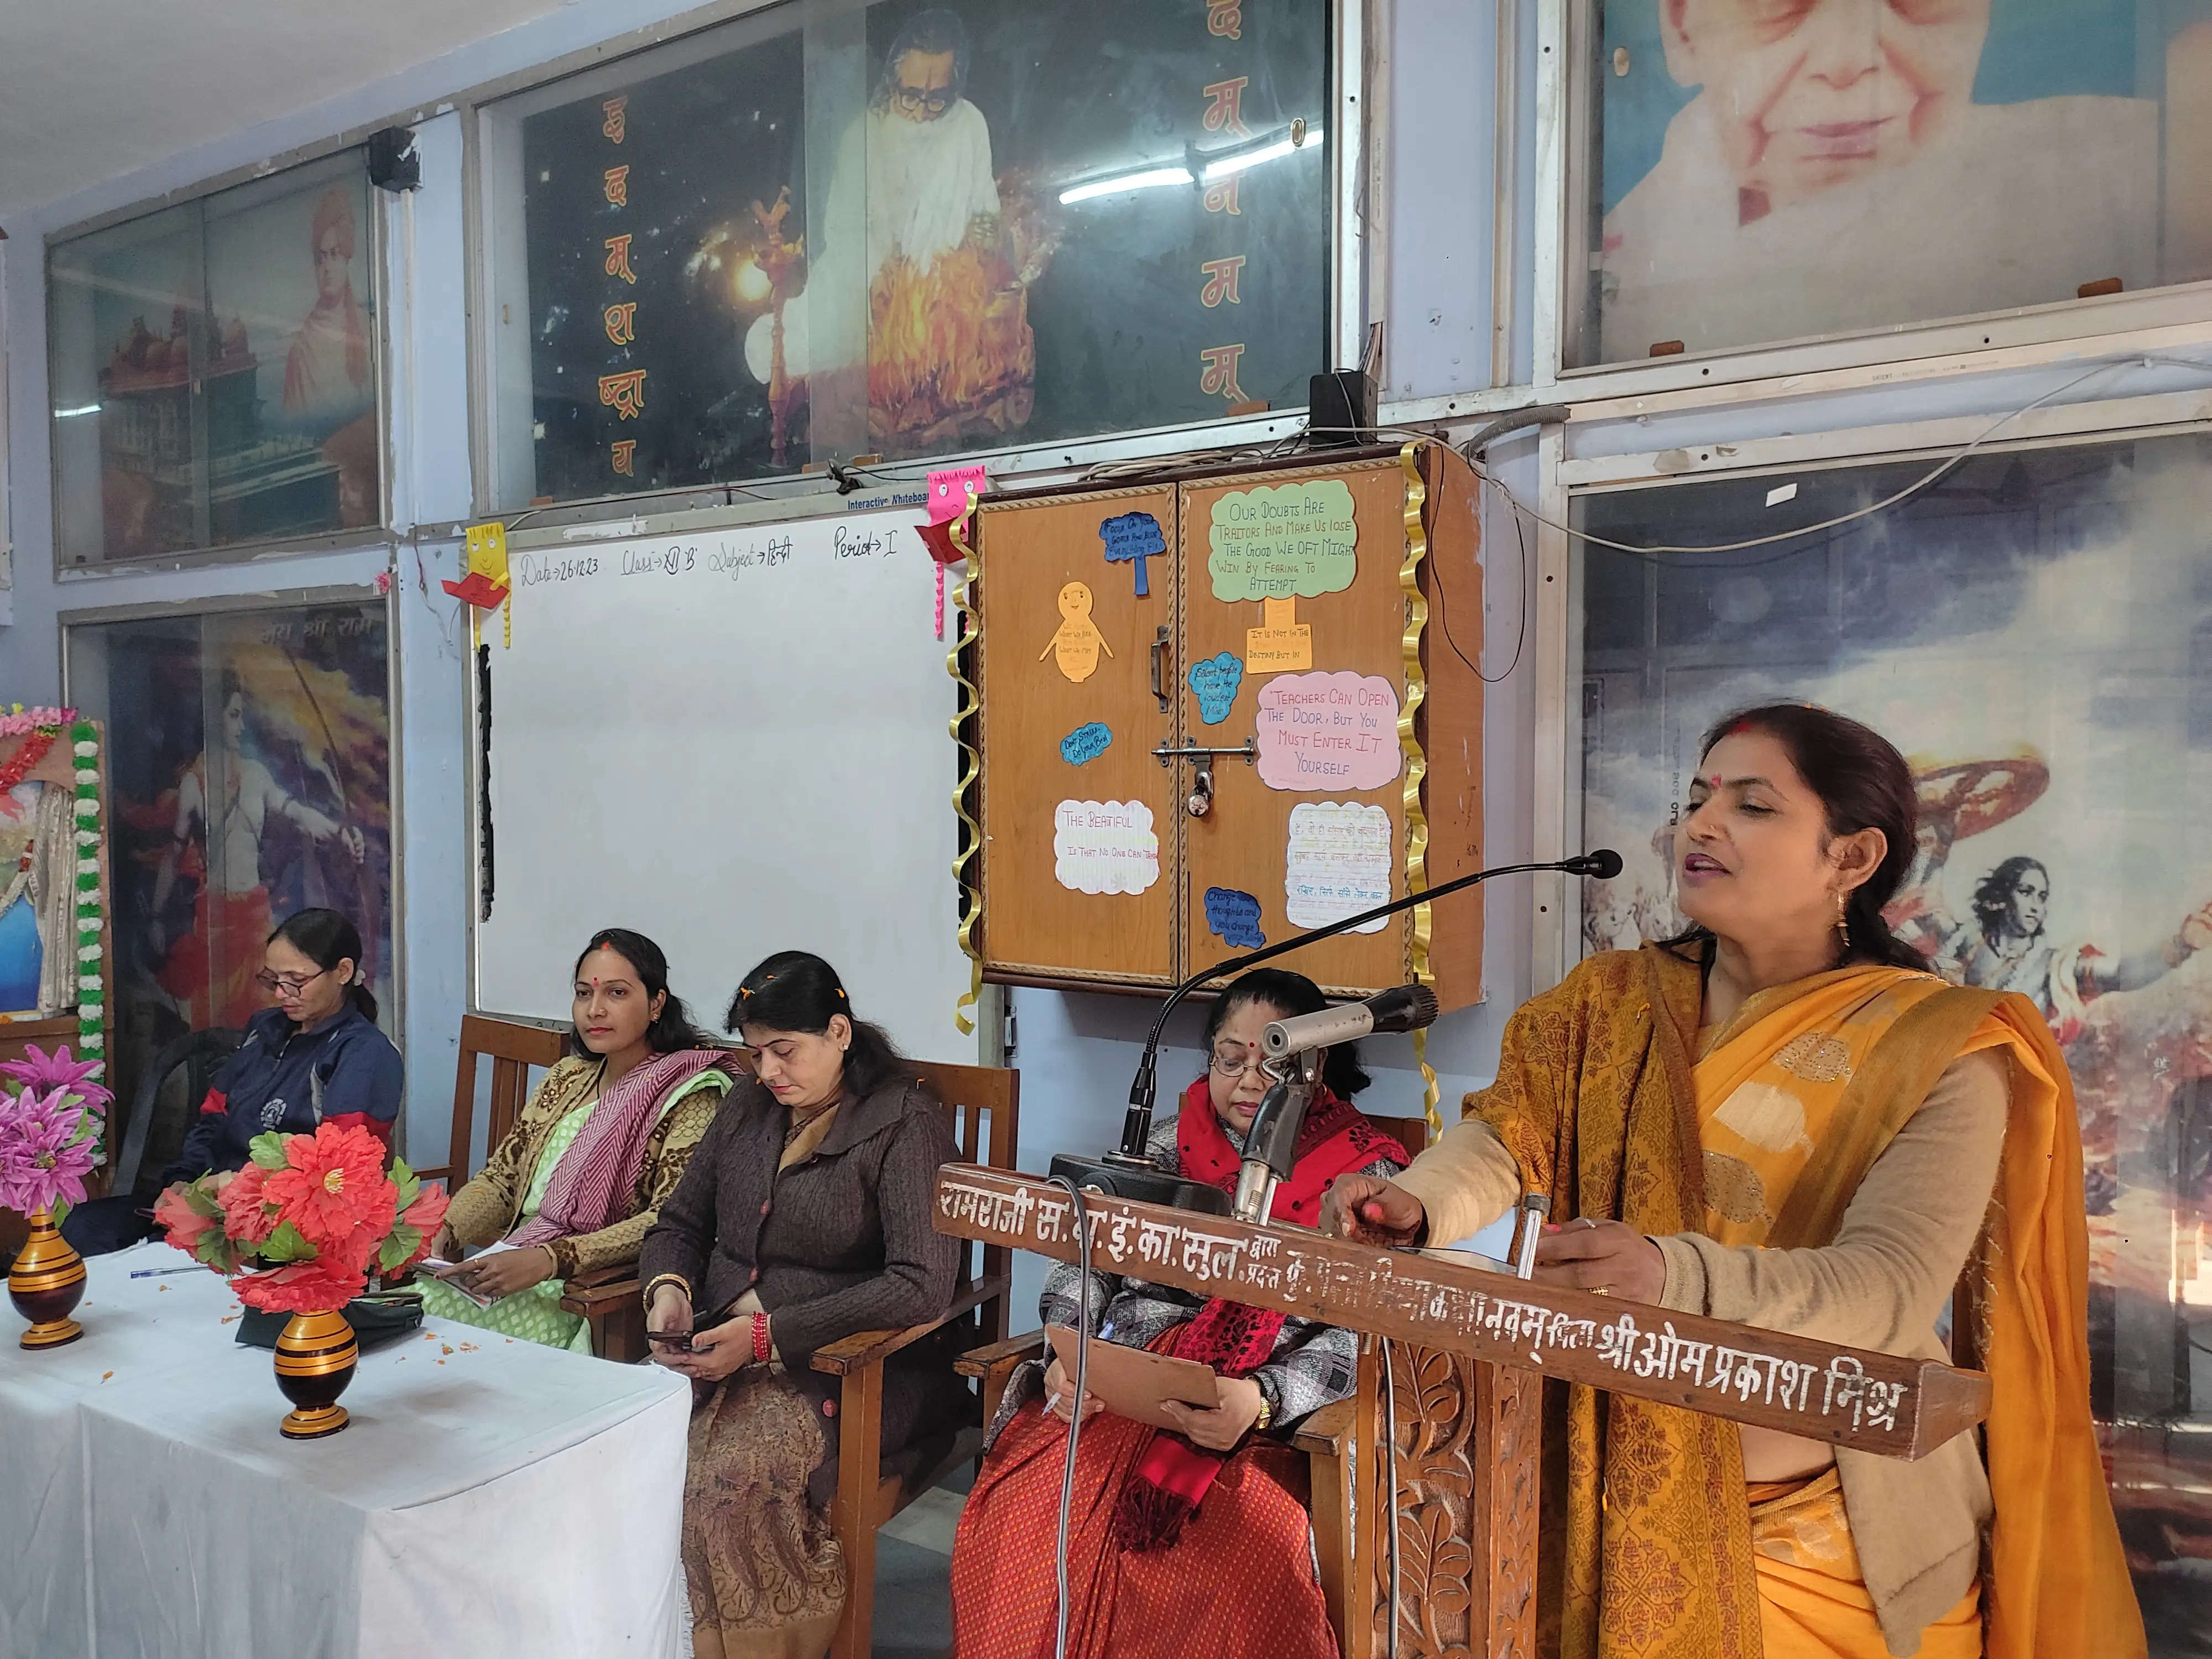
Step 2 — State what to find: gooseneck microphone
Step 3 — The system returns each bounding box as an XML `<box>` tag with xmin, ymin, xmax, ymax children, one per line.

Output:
<box><xmin>1046</xmin><ymin>851</ymin><xmax>1623</xmax><ymax>1214</ymax></box>
<box><xmin>1261</xmin><ymin>983</ymin><xmax>1440</xmax><ymax>1061</ymax></box>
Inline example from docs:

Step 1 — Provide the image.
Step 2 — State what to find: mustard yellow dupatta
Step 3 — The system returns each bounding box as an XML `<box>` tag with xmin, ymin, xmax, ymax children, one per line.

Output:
<box><xmin>1467</xmin><ymin>945</ymin><xmax>2142</xmax><ymax>1659</ymax></box>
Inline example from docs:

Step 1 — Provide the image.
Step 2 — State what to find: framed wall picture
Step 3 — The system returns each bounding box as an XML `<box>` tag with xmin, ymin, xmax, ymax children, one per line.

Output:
<box><xmin>62</xmin><ymin>590</ymin><xmax>394</xmax><ymax>1170</ymax></box>
<box><xmin>476</xmin><ymin>0</ymin><xmax>1333</xmax><ymax>508</ymax></box>
<box><xmin>1564</xmin><ymin>0</ymin><xmax>2212</xmax><ymax>369</ymax></box>
<box><xmin>48</xmin><ymin>149</ymin><xmax>382</xmax><ymax>567</ymax></box>
<box><xmin>1571</xmin><ymin>430</ymin><xmax>2212</xmax><ymax>1644</ymax></box>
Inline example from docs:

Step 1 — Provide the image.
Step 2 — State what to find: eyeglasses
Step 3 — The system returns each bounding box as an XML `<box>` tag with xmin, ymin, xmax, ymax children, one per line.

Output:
<box><xmin>894</xmin><ymin>83</ymin><xmax>955</xmax><ymax>114</ymax></box>
<box><xmin>255</xmin><ymin>967</ymin><xmax>332</xmax><ymax>996</ymax></box>
<box><xmin>1210</xmin><ymin>1044</ymin><xmax>1267</xmax><ymax>1078</ymax></box>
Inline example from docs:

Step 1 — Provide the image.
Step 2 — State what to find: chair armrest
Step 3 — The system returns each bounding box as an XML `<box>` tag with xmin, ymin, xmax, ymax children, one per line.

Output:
<box><xmin>807</xmin><ymin>1274</ymin><xmax>1009</xmax><ymax>1377</ymax></box>
<box><xmin>957</xmin><ymin>1331</ymin><xmax>1047</xmax><ymax>1379</ymax></box>
<box><xmin>559</xmin><ymin>1271</ymin><xmax>643</xmax><ymax>1319</ymax></box>
<box><xmin>1290</xmin><ymin>1396</ymin><xmax>1357</xmax><ymax>1457</ymax></box>
<box><xmin>411</xmin><ymin>1165</ymin><xmax>453</xmax><ymax>1184</ymax></box>
<box><xmin>564</xmin><ymin>1261</ymin><xmax>640</xmax><ymax>1292</ymax></box>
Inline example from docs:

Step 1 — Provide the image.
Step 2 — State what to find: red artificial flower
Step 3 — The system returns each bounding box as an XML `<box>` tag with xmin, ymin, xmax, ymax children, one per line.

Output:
<box><xmin>231</xmin><ymin>1258</ymin><xmax>368</xmax><ymax>1314</ymax></box>
<box><xmin>262</xmin><ymin>1123</ymin><xmax>397</xmax><ymax>1253</ymax></box>
<box><xmin>399</xmin><ymin>1181</ymin><xmax>451</xmax><ymax>1243</ymax></box>
<box><xmin>152</xmin><ymin>1183</ymin><xmax>216</xmax><ymax>1253</ymax></box>
<box><xmin>216</xmin><ymin>1162</ymin><xmax>280</xmax><ymax>1246</ymax></box>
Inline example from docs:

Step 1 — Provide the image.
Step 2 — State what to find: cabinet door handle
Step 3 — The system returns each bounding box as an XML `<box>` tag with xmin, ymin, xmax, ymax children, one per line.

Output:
<box><xmin>1149</xmin><ymin>625</ymin><xmax>1172</xmax><ymax>713</ymax></box>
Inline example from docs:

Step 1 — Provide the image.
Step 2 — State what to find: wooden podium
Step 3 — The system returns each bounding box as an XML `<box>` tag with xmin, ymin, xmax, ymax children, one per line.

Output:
<box><xmin>934</xmin><ymin>1166</ymin><xmax>1991</xmax><ymax>1659</ymax></box>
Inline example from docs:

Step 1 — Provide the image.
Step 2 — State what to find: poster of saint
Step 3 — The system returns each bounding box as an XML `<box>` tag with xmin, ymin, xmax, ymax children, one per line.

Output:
<box><xmin>1575</xmin><ymin>433</ymin><xmax>2212</xmax><ymax>1650</ymax></box>
<box><xmin>66</xmin><ymin>598</ymin><xmax>393</xmax><ymax>1154</ymax></box>
<box><xmin>1580</xmin><ymin>0</ymin><xmax>2212</xmax><ymax>365</ymax></box>
<box><xmin>510</xmin><ymin>0</ymin><xmax>1327</xmax><ymax>501</ymax></box>
<box><xmin>47</xmin><ymin>153</ymin><xmax>380</xmax><ymax>564</ymax></box>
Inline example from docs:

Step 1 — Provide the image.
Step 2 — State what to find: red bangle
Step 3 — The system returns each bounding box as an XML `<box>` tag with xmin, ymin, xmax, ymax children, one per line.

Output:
<box><xmin>752</xmin><ymin>1313</ymin><xmax>772</xmax><ymax>1364</ymax></box>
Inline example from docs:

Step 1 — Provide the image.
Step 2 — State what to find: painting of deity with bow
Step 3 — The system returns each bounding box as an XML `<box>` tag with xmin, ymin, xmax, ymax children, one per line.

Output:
<box><xmin>66</xmin><ymin>596</ymin><xmax>393</xmax><ymax>1125</ymax></box>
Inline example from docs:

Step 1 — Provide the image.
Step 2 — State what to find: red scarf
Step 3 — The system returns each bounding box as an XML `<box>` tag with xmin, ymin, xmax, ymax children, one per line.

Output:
<box><xmin>1111</xmin><ymin>1077</ymin><xmax>1407</xmax><ymax>1552</ymax></box>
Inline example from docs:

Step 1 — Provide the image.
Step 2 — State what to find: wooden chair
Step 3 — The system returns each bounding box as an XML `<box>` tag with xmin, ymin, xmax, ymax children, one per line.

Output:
<box><xmin>561</xmin><ymin>1057</ymin><xmax>1021</xmax><ymax>1659</ymax></box>
<box><xmin>410</xmin><ymin>1013</ymin><xmax>568</xmax><ymax>1187</ymax></box>
<box><xmin>956</xmin><ymin>1112</ymin><xmax>1427</xmax><ymax>1657</ymax></box>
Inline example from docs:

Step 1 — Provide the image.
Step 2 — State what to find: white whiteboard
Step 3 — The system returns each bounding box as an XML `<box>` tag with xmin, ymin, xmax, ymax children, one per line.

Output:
<box><xmin>473</xmin><ymin>507</ymin><xmax>978</xmax><ymax>1065</ymax></box>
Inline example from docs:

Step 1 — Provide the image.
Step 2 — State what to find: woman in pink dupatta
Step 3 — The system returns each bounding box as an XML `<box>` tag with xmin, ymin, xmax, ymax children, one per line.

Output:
<box><xmin>420</xmin><ymin>928</ymin><xmax>734</xmax><ymax>1350</ymax></box>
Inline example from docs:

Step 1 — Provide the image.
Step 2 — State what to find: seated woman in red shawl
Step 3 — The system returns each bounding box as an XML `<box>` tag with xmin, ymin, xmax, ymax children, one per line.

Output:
<box><xmin>950</xmin><ymin>968</ymin><xmax>1410</xmax><ymax>1659</ymax></box>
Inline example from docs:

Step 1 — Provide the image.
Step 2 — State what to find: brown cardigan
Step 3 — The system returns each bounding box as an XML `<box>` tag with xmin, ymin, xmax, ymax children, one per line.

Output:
<box><xmin>638</xmin><ymin>1071</ymin><xmax>968</xmax><ymax>1504</ymax></box>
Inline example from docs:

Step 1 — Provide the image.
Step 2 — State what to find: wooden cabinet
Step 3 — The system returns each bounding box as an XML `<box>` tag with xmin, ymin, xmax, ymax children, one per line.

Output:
<box><xmin>966</xmin><ymin>442</ymin><xmax>1485</xmax><ymax>1008</ymax></box>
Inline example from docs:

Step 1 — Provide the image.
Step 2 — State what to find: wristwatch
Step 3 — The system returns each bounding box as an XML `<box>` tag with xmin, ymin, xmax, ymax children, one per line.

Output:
<box><xmin>1253</xmin><ymin>1387</ymin><xmax>1275</xmax><ymax>1433</ymax></box>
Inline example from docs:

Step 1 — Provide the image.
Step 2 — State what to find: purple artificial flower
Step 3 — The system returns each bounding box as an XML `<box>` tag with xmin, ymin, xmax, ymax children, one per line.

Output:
<box><xmin>0</xmin><ymin>1087</ymin><xmax>97</xmax><ymax>1215</ymax></box>
<box><xmin>0</xmin><ymin>1044</ymin><xmax>112</xmax><ymax>1115</ymax></box>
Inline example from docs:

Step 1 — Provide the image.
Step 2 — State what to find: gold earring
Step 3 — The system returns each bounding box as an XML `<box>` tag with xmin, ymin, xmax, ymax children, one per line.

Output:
<box><xmin>1835</xmin><ymin>891</ymin><xmax>1850</xmax><ymax>951</ymax></box>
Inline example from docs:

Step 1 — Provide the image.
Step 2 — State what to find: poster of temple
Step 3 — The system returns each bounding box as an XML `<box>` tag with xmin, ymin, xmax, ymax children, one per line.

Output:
<box><xmin>1579</xmin><ymin>0</ymin><xmax>2212</xmax><ymax>364</ymax></box>
<box><xmin>65</xmin><ymin>597</ymin><xmax>393</xmax><ymax>1153</ymax></box>
<box><xmin>1575</xmin><ymin>431</ymin><xmax>2212</xmax><ymax>1648</ymax></box>
<box><xmin>513</xmin><ymin>0</ymin><xmax>1328</xmax><ymax>500</ymax></box>
<box><xmin>46</xmin><ymin>153</ymin><xmax>379</xmax><ymax>564</ymax></box>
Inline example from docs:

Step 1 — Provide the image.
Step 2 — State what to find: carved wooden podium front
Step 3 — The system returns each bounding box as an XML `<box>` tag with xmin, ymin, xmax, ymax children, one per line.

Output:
<box><xmin>934</xmin><ymin>1166</ymin><xmax>1990</xmax><ymax>1659</ymax></box>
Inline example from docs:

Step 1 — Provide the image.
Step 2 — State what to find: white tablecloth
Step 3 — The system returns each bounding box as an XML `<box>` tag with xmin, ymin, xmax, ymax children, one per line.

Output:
<box><xmin>0</xmin><ymin>1241</ymin><xmax>691</xmax><ymax>1659</ymax></box>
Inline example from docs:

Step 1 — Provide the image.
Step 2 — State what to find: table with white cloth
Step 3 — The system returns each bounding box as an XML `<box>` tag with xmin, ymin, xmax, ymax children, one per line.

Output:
<box><xmin>0</xmin><ymin>1240</ymin><xmax>691</xmax><ymax>1659</ymax></box>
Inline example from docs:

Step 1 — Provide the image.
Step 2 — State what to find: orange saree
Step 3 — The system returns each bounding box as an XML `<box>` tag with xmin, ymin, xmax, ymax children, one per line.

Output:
<box><xmin>1468</xmin><ymin>943</ymin><xmax>2141</xmax><ymax>1659</ymax></box>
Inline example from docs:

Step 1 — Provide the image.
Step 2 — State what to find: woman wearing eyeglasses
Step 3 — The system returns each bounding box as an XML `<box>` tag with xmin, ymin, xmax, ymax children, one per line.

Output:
<box><xmin>66</xmin><ymin>907</ymin><xmax>401</xmax><ymax>1255</ymax></box>
<box><xmin>948</xmin><ymin>968</ymin><xmax>1412</xmax><ymax>1659</ymax></box>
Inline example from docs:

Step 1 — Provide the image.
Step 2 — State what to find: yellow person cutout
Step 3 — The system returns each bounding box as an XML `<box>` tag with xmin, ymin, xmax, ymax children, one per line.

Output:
<box><xmin>1039</xmin><ymin>582</ymin><xmax>1115</xmax><ymax>684</ymax></box>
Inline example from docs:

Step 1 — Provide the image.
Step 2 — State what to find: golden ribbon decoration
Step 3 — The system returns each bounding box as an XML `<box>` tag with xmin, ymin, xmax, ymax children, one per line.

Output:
<box><xmin>947</xmin><ymin>489</ymin><xmax>986</xmax><ymax>1036</ymax></box>
<box><xmin>1397</xmin><ymin>442</ymin><xmax>1441</xmax><ymax>1134</ymax></box>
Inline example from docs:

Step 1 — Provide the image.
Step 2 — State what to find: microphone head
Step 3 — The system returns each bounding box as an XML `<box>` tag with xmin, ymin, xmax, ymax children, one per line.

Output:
<box><xmin>1404</xmin><ymin>984</ymin><xmax>1441</xmax><ymax>1029</ymax></box>
<box><xmin>1573</xmin><ymin>848</ymin><xmax>1624</xmax><ymax>880</ymax></box>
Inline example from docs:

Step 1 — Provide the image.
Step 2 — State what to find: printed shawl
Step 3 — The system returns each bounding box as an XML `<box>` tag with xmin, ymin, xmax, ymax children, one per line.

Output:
<box><xmin>1467</xmin><ymin>943</ymin><xmax>2141</xmax><ymax>1659</ymax></box>
<box><xmin>507</xmin><ymin>1048</ymin><xmax>727</xmax><ymax>1250</ymax></box>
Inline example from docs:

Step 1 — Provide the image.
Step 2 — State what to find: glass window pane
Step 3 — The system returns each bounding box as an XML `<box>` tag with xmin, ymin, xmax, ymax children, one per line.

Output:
<box><xmin>66</xmin><ymin>597</ymin><xmax>396</xmax><ymax>1129</ymax></box>
<box><xmin>48</xmin><ymin>151</ymin><xmax>381</xmax><ymax>566</ymax></box>
<box><xmin>49</xmin><ymin>202</ymin><xmax>206</xmax><ymax>564</ymax></box>
<box><xmin>1571</xmin><ymin>1</ymin><xmax>2212</xmax><ymax>367</ymax></box>
<box><xmin>1574</xmin><ymin>435</ymin><xmax>2212</xmax><ymax>1652</ymax></box>
<box><xmin>202</xmin><ymin>156</ymin><xmax>382</xmax><ymax>543</ymax></box>
<box><xmin>481</xmin><ymin>0</ymin><xmax>1333</xmax><ymax>509</ymax></box>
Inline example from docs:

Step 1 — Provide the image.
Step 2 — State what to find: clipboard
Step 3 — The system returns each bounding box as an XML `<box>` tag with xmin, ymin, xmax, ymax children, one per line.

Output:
<box><xmin>1046</xmin><ymin>1326</ymin><xmax>1220</xmax><ymax>1430</ymax></box>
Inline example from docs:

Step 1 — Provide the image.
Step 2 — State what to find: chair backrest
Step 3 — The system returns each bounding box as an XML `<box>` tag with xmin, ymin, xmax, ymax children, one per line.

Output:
<box><xmin>1372</xmin><ymin>1114</ymin><xmax>1428</xmax><ymax>1163</ymax></box>
<box><xmin>113</xmin><ymin>1027</ymin><xmax>247</xmax><ymax>1193</ymax></box>
<box><xmin>416</xmin><ymin>1014</ymin><xmax>568</xmax><ymax>1186</ymax></box>
<box><xmin>906</xmin><ymin>1059</ymin><xmax>1021</xmax><ymax>1338</ymax></box>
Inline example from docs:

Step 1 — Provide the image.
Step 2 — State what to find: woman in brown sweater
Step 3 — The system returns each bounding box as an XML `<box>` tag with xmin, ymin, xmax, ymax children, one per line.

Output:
<box><xmin>1328</xmin><ymin>705</ymin><xmax>2141</xmax><ymax>1659</ymax></box>
<box><xmin>639</xmin><ymin>951</ymin><xmax>963</xmax><ymax>1659</ymax></box>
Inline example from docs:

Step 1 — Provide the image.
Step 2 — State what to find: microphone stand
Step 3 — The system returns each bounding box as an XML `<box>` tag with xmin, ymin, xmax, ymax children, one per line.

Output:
<box><xmin>1048</xmin><ymin>852</ymin><xmax>1618</xmax><ymax>1213</ymax></box>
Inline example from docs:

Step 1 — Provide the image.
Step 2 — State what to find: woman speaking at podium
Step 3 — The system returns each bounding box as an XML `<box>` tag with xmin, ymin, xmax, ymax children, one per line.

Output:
<box><xmin>1328</xmin><ymin>706</ymin><xmax>2142</xmax><ymax>1659</ymax></box>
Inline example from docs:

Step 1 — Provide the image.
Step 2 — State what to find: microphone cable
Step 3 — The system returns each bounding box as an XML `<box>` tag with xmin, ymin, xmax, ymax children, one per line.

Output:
<box><xmin>1047</xmin><ymin>1176</ymin><xmax>1094</xmax><ymax>1659</ymax></box>
<box><xmin>1380</xmin><ymin>1335</ymin><xmax>1402</xmax><ymax>1659</ymax></box>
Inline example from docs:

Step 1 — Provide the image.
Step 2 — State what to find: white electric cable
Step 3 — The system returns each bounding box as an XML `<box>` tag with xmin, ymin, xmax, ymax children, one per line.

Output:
<box><xmin>1047</xmin><ymin>1176</ymin><xmax>1094</xmax><ymax>1659</ymax></box>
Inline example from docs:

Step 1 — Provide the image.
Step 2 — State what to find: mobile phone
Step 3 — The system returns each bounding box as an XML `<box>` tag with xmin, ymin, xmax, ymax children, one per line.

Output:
<box><xmin>646</xmin><ymin>1329</ymin><xmax>696</xmax><ymax>1353</ymax></box>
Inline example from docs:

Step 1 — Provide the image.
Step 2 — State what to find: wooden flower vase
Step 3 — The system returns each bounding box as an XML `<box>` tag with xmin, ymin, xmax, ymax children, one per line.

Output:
<box><xmin>274</xmin><ymin>1307</ymin><xmax>358</xmax><ymax>1439</ymax></box>
<box><xmin>8</xmin><ymin>1206</ymin><xmax>86</xmax><ymax>1349</ymax></box>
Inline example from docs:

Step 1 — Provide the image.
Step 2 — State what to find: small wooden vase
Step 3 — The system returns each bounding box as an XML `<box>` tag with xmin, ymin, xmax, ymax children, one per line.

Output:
<box><xmin>274</xmin><ymin>1307</ymin><xmax>358</xmax><ymax>1439</ymax></box>
<box><xmin>8</xmin><ymin>1206</ymin><xmax>86</xmax><ymax>1349</ymax></box>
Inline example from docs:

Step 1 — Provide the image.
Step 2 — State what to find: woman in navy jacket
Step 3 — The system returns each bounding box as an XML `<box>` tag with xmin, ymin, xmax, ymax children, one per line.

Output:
<box><xmin>64</xmin><ymin>908</ymin><xmax>403</xmax><ymax>1254</ymax></box>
